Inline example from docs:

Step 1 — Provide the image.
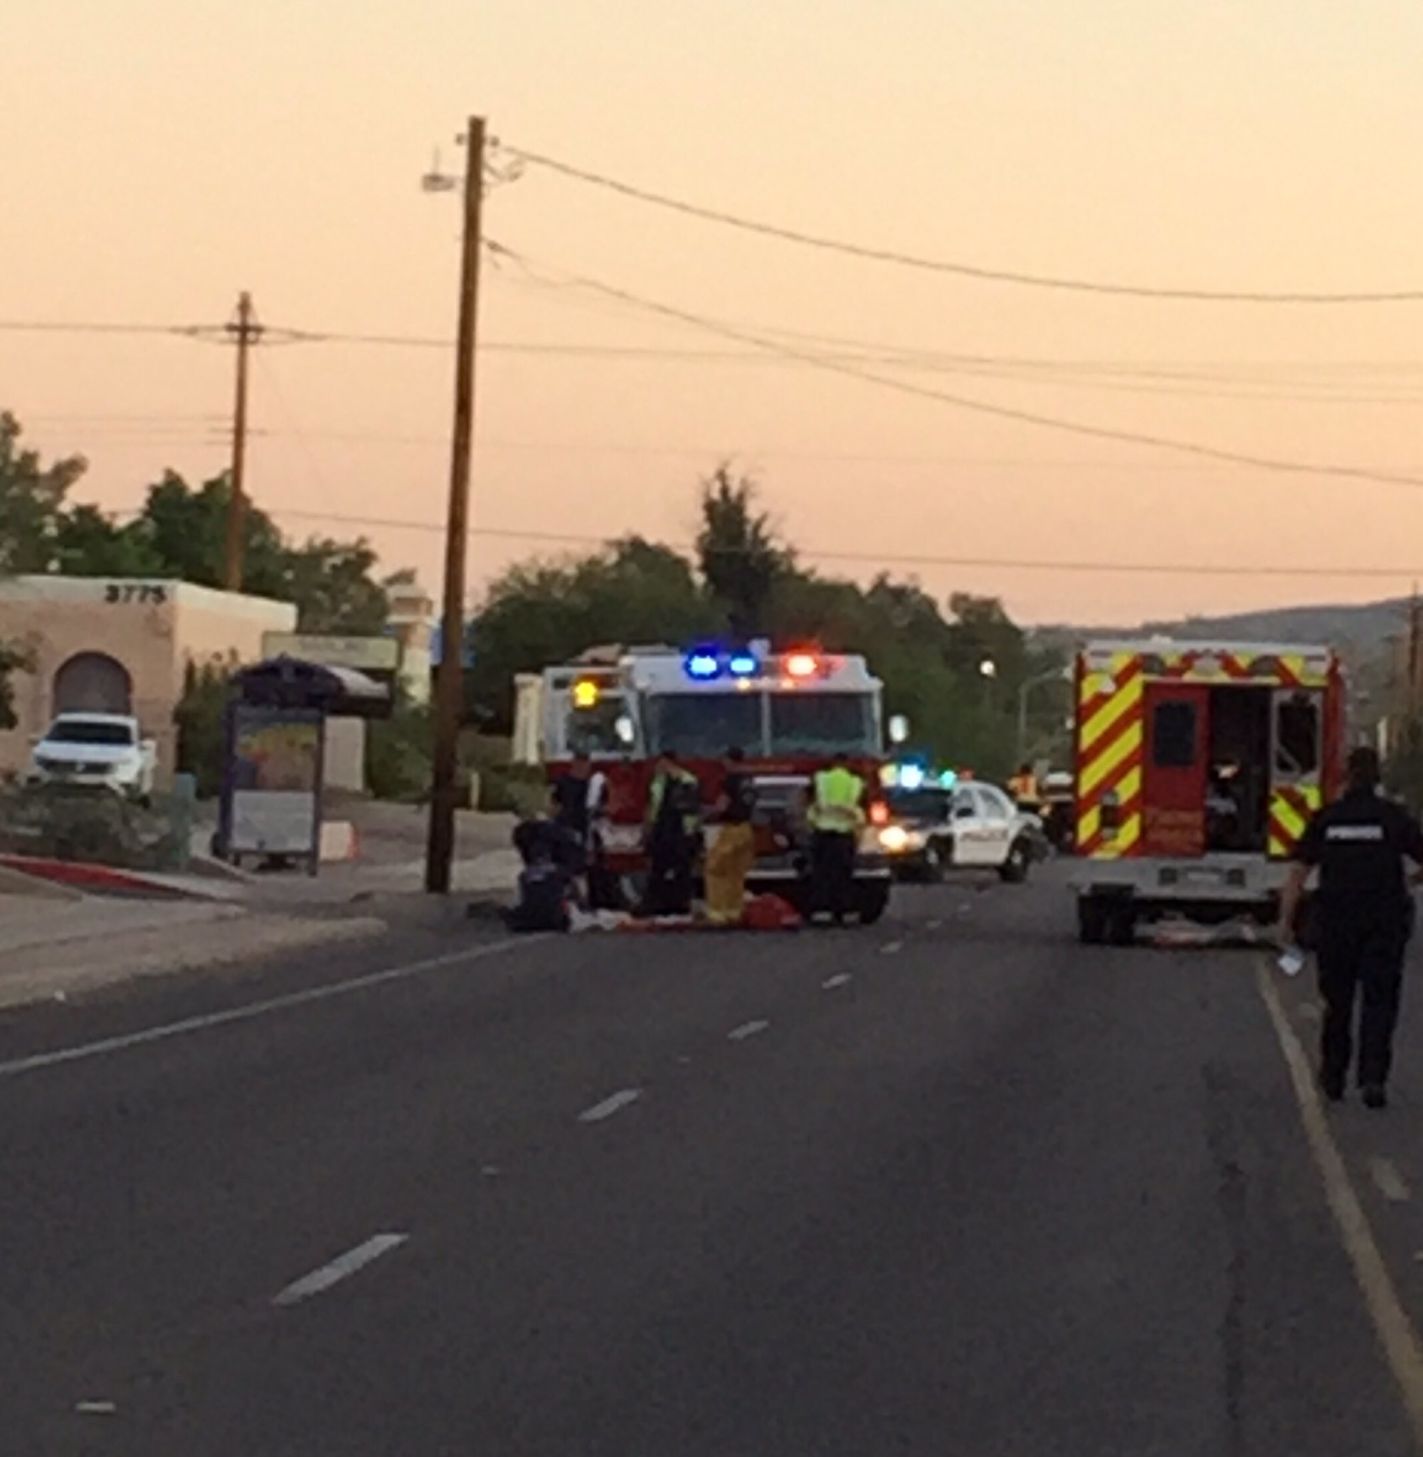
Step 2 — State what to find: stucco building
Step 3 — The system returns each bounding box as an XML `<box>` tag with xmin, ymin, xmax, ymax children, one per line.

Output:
<box><xmin>0</xmin><ymin>576</ymin><xmax>296</xmax><ymax>785</ymax></box>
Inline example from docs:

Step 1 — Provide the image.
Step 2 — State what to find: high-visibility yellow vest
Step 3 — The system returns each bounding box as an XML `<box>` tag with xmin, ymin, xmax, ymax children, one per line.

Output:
<box><xmin>809</xmin><ymin>767</ymin><xmax>865</xmax><ymax>833</ymax></box>
<box><xmin>647</xmin><ymin>766</ymin><xmax>700</xmax><ymax>832</ymax></box>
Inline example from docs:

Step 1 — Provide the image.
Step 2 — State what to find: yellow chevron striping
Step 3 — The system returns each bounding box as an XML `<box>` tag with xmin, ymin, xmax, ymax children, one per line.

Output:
<box><xmin>1080</xmin><ymin>721</ymin><xmax>1143</xmax><ymax>797</ymax></box>
<box><xmin>1080</xmin><ymin>673</ymin><xmax>1144</xmax><ymax>754</ymax></box>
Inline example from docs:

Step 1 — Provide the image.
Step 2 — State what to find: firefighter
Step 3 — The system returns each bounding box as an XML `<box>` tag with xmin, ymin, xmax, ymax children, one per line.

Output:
<box><xmin>704</xmin><ymin>746</ymin><xmax>757</xmax><ymax>925</ymax></box>
<box><xmin>643</xmin><ymin>750</ymin><xmax>701</xmax><ymax>916</ymax></box>
<box><xmin>807</xmin><ymin>751</ymin><xmax>867</xmax><ymax>925</ymax></box>
<box><xmin>1279</xmin><ymin>746</ymin><xmax>1423</xmax><ymax>1108</ymax></box>
<box><xmin>1007</xmin><ymin>763</ymin><xmax>1040</xmax><ymax>809</ymax></box>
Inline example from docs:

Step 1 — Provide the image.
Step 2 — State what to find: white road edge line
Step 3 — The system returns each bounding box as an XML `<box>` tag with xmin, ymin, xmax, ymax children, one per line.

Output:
<box><xmin>578</xmin><ymin>1088</ymin><xmax>642</xmax><ymax>1123</ymax></box>
<box><xmin>1371</xmin><ymin>1158</ymin><xmax>1413</xmax><ymax>1204</ymax></box>
<box><xmin>0</xmin><ymin>935</ymin><xmax>543</xmax><ymax>1081</ymax></box>
<box><xmin>273</xmin><ymin>1233</ymin><xmax>409</xmax><ymax>1308</ymax></box>
<box><xmin>727</xmin><ymin>1019</ymin><xmax>770</xmax><ymax>1042</ymax></box>
<box><xmin>1255</xmin><ymin>961</ymin><xmax>1423</xmax><ymax>1444</ymax></box>
<box><xmin>821</xmin><ymin>973</ymin><xmax>853</xmax><ymax>990</ymax></box>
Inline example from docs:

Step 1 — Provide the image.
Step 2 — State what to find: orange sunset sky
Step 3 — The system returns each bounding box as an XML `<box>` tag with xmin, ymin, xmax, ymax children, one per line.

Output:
<box><xmin>6</xmin><ymin>0</ymin><xmax>1423</xmax><ymax>626</ymax></box>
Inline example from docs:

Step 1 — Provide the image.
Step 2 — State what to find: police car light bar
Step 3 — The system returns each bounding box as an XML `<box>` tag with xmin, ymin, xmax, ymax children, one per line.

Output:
<box><xmin>684</xmin><ymin>650</ymin><xmax>721</xmax><ymax>680</ymax></box>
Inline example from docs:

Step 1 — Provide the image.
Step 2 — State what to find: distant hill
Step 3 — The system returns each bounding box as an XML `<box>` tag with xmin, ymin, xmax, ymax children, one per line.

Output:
<box><xmin>1036</xmin><ymin>597</ymin><xmax>1409</xmax><ymax>664</ymax></box>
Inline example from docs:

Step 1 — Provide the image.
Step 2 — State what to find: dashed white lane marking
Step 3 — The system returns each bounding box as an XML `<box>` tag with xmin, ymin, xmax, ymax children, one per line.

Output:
<box><xmin>1371</xmin><ymin>1158</ymin><xmax>1413</xmax><ymax>1204</ymax></box>
<box><xmin>727</xmin><ymin>1019</ymin><xmax>771</xmax><ymax>1042</ymax></box>
<box><xmin>1256</xmin><ymin>961</ymin><xmax>1423</xmax><ymax>1444</ymax></box>
<box><xmin>578</xmin><ymin>1088</ymin><xmax>643</xmax><ymax>1123</ymax></box>
<box><xmin>926</xmin><ymin>920</ymin><xmax>943</xmax><ymax>931</ymax></box>
<box><xmin>880</xmin><ymin>940</ymin><xmax>904</xmax><ymax>955</ymax></box>
<box><xmin>0</xmin><ymin>936</ymin><xmax>541</xmax><ymax>1081</ymax></box>
<box><xmin>821</xmin><ymin>973</ymin><xmax>853</xmax><ymax>991</ymax></box>
<box><xmin>74</xmin><ymin>1402</ymin><xmax>117</xmax><ymax>1415</ymax></box>
<box><xmin>272</xmin><ymin>1233</ymin><xmax>409</xmax><ymax>1308</ymax></box>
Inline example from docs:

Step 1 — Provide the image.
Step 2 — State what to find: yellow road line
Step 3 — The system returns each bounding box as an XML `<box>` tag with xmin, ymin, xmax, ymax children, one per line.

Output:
<box><xmin>1256</xmin><ymin>961</ymin><xmax>1423</xmax><ymax>1449</ymax></box>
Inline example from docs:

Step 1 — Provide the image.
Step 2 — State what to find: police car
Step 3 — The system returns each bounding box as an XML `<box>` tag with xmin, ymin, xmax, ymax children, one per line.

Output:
<box><xmin>877</xmin><ymin>775</ymin><xmax>1041</xmax><ymax>883</ymax></box>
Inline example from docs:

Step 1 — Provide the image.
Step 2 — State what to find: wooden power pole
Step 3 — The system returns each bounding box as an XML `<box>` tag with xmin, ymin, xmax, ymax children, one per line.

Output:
<box><xmin>425</xmin><ymin>116</ymin><xmax>487</xmax><ymax>894</ymax></box>
<box><xmin>222</xmin><ymin>291</ymin><xmax>261</xmax><ymax>592</ymax></box>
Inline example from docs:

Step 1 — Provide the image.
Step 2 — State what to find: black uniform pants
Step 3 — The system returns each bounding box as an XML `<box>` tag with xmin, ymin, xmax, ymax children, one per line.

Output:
<box><xmin>812</xmin><ymin>830</ymin><xmax>857</xmax><ymax>921</ymax></box>
<box><xmin>645</xmin><ymin>833</ymin><xmax>695</xmax><ymax>916</ymax></box>
<box><xmin>1317</xmin><ymin>924</ymin><xmax>1407</xmax><ymax>1089</ymax></box>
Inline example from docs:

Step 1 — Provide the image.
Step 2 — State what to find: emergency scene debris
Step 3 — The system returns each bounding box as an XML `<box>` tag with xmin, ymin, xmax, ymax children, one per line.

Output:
<box><xmin>8</xmin><ymin>4</ymin><xmax>1423</xmax><ymax>1451</ymax></box>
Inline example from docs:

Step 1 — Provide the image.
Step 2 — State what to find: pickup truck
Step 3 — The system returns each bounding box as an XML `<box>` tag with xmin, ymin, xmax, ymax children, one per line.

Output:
<box><xmin>29</xmin><ymin>713</ymin><xmax>158</xmax><ymax>800</ymax></box>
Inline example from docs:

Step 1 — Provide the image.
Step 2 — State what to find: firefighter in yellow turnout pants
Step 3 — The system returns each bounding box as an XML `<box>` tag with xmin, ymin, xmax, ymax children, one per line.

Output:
<box><xmin>808</xmin><ymin>751</ymin><xmax>866</xmax><ymax>925</ymax></box>
<box><xmin>705</xmin><ymin>746</ymin><xmax>757</xmax><ymax>925</ymax></box>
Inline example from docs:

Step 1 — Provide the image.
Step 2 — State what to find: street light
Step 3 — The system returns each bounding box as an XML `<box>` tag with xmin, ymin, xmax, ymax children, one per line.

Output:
<box><xmin>1017</xmin><ymin>665</ymin><xmax>1073</xmax><ymax>761</ymax></box>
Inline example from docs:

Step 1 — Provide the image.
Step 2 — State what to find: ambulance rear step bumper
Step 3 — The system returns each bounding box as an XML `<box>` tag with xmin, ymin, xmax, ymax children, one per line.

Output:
<box><xmin>1071</xmin><ymin>854</ymin><xmax>1288</xmax><ymax>907</ymax></box>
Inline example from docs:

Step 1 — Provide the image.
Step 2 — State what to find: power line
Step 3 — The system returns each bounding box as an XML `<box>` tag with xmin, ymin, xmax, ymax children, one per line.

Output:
<box><xmin>252</xmin><ymin>505</ymin><xmax>1423</xmax><ymax>582</ymax></box>
<box><xmin>11</xmin><ymin>311</ymin><xmax>1423</xmax><ymax>399</ymax></box>
<box><xmin>485</xmin><ymin>241</ymin><xmax>1423</xmax><ymax>495</ymax></box>
<box><xmin>272</xmin><ymin>330</ymin><xmax>1423</xmax><ymax>403</ymax></box>
<box><xmin>502</xmin><ymin>143</ymin><xmax>1423</xmax><ymax>305</ymax></box>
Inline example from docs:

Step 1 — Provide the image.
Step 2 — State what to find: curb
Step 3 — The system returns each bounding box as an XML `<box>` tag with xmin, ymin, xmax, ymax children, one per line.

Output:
<box><xmin>0</xmin><ymin>854</ymin><xmax>204</xmax><ymax>900</ymax></box>
<box><xmin>0</xmin><ymin>863</ymin><xmax>84</xmax><ymax>901</ymax></box>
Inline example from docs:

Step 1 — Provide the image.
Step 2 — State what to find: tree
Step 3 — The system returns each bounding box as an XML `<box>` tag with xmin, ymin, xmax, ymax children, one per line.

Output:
<box><xmin>696</xmin><ymin>466</ymin><xmax>792</xmax><ymax>640</ymax></box>
<box><xmin>469</xmin><ymin>536</ymin><xmax>716</xmax><ymax>730</ymax></box>
<box><xmin>132</xmin><ymin>471</ymin><xmax>290</xmax><ymax>596</ymax></box>
<box><xmin>0</xmin><ymin>412</ymin><xmax>87</xmax><ymax>574</ymax></box>
<box><xmin>280</xmin><ymin>538</ymin><xmax>388</xmax><ymax>634</ymax></box>
<box><xmin>173</xmin><ymin>662</ymin><xmax>230</xmax><ymax>797</ymax></box>
<box><xmin>51</xmin><ymin>504</ymin><xmax>158</xmax><ymax>577</ymax></box>
<box><xmin>0</xmin><ymin>641</ymin><xmax>30</xmax><ymax>731</ymax></box>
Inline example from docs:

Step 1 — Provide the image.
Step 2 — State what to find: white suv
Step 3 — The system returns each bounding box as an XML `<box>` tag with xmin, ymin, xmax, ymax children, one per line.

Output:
<box><xmin>29</xmin><ymin>713</ymin><xmax>157</xmax><ymax>800</ymax></box>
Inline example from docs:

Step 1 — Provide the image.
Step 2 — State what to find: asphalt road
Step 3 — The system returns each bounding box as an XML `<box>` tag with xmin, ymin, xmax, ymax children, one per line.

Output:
<box><xmin>4</xmin><ymin>868</ymin><xmax>1423</xmax><ymax>1455</ymax></box>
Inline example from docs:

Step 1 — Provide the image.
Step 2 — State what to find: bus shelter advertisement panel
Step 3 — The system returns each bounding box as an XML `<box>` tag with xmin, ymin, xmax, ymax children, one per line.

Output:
<box><xmin>229</xmin><ymin>706</ymin><xmax>323</xmax><ymax>857</ymax></box>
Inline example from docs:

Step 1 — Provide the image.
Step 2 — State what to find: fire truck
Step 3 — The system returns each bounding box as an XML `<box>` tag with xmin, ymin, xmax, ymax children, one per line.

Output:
<box><xmin>519</xmin><ymin>643</ymin><xmax>894</xmax><ymax>923</ymax></box>
<box><xmin>1071</xmin><ymin>638</ymin><xmax>1347</xmax><ymax>944</ymax></box>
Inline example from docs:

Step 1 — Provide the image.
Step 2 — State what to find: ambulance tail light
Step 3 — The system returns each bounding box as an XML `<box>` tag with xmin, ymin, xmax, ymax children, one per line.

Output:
<box><xmin>1100</xmin><ymin>790</ymin><xmax>1121</xmax><ymax>834</ymax></box>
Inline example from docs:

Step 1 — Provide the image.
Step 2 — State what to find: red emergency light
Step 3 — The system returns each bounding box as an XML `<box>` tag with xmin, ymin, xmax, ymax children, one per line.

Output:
<box><xmin>785</xmin><ymin>652</ymin><xmax>820</xmax><ymax>679</ymax></box>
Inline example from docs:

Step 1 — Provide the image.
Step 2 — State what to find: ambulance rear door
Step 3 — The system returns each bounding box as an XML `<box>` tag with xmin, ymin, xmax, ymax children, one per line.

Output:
<box><xmin>1269</xmin><ymin>687</ymin><xmax>1323</xmax><ymax>857</ymax></box>
<box><xmin>1141</xmin><ymin>682</ymin><xmax>1208</xmax><ymax>857</ymax></box>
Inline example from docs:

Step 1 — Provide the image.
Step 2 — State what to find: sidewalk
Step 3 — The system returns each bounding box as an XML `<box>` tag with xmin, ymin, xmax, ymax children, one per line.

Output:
<box><xmin>0</xmin><ymin>893</ymin><xmax>385</xmax><ymax>1011</ymax></box>
<box><xmin>0</xmin><ymin>808</ymin><xmax>523</xmax><ymax>1012</ymax></box>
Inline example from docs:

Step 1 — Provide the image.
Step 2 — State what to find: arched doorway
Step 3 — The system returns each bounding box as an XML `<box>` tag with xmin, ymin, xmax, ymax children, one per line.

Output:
<box><xmin>53</xmin><ymin>652</ymin><xmax>133</xmax><ymax>715</ymax></box>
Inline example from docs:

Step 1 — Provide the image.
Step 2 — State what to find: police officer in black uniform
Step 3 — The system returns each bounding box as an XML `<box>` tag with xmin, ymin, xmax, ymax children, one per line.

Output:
<box><xmin>1280</xmin><ymin>746</ymin><xmax>1423</xmax><ymax>1108</ymax></box>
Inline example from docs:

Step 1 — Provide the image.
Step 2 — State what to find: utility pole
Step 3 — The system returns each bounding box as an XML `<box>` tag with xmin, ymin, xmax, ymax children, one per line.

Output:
<box><xmin>222</xmin><ymin>291</ymin><xmax>261</xmax><ymax>592</ymax></box>
<box><xmin>1409</xmin><ymin>590</ymin><xmax>1422</xmax><ymax>720</ymax></box>
<box><xmin>426</xmin><ymin>116</ymin><xmax>486</xmax><ymax>894</ymax></box>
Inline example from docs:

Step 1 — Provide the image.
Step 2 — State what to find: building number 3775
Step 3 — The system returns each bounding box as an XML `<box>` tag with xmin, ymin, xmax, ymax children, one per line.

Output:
<box><xmin>104</xmin><ymin>583</ymin><xmax>168</xmax><ymax>605</ymax></box>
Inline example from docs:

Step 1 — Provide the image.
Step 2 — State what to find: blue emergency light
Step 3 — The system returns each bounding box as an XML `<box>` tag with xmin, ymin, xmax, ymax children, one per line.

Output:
<box><xmin>685</xmin><ymin>650</ymin><xmax>721</xmax><ymax>680</ymax></box>
<box><xmin>898</xmin><ymin>763</ymin><xmax>927</xmax><ymax>791</ymax></box>
<box><xmin>727</xmin><ymin>651</ymin><xmax>759</xmax><ymax>678</ymax></box>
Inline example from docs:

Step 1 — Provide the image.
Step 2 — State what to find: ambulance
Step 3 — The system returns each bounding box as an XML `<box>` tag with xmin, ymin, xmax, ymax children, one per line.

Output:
<box><xmin>518</xmin><ymin>643</ymin><xmax>894</xmax><ymax>922</ymax></box>
<box><xmin>1071</xmin><ymin>639</ymin><xmax>1347</xmax><ymax>943</ymax></box>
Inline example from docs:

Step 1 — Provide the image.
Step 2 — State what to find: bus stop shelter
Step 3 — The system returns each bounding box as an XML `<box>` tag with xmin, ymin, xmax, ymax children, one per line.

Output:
<box><xmin>216</xmin><ymin>656</ymin><xmax>390</xmax><ymax>871</ymax></box>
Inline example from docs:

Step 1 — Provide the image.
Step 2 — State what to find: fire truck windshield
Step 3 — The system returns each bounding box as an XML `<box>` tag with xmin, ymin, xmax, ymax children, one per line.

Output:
<box><xmin>563</xmin><ymin>697</ymin><xmax>629</xmax><ymax>756</ymax></box>
<box><xmin>645</xmin><ymin>693</ymin><xmax>761</xmax><ymax>758</ymax></box>
<box><xmin>770</xmin><ymin>692</ymin><xmax>877</xmax><ymax>755</ymax></box>
<box><xmin>644</xmin><ymin>689</ymin><xmax>879</xmax><ymax>758</ymax></box>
